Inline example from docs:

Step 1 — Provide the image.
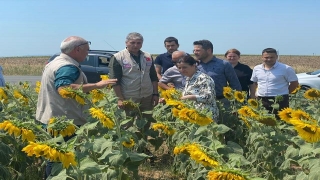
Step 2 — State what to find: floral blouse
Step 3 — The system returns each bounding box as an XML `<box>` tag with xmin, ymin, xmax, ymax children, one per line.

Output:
<box><xmin>182</xmin><ymin>70</ymin><xmax>219</xmax><ymax>120</ymax></box>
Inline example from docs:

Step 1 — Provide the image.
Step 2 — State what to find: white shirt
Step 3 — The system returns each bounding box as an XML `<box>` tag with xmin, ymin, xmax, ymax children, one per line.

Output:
<box><xmin>251</xmin><ymin>61</ymin><xmax>298</xmax><ymax>96</ymax></box>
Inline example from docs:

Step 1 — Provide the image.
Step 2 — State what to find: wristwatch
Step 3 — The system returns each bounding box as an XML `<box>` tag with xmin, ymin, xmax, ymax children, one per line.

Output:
<box><xmin>152</xmin><ymin>93</ymin><xmax>159</xmax><ymax>97</ymax></box>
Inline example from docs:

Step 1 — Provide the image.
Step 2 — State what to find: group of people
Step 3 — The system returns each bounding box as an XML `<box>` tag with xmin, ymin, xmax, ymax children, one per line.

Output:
<box><xmin>35</xmin><ymin>32</ymin><xmax>298</xmax><ymax>178</ymax></box>
<box><xmin>155</xmin><ymin>36</ymin><xmax>298</xmax><ymax>118</ymax></box>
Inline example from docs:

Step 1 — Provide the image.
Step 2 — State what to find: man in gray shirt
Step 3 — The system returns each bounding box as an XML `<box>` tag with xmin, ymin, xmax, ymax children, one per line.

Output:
<box><xmin>158</xmin><ymin>51</ymin><xmax>187</xmax><ymax>90</ymax></box>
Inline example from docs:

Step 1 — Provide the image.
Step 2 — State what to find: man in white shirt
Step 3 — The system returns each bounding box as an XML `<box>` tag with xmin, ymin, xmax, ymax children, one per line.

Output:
<box><xmin>251</xmin><ymin>48</ymin><xmax>299</xmax><ymax>115</ymax></box>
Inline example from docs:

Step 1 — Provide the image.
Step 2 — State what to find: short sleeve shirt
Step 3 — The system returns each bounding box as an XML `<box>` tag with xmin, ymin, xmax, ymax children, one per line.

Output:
<box><xmin>154</xmin><ymin>52</ymin><xmax>174</xmax><ymax>74</ymax></box>
<box><xmin>54</xmin><ymin>65</ymin><xmax>80</xmax><ymax>89</ymax></box>
<box><xmin>159</xmin><ymin>66</ymin><xmax>186</xmax><ymax>90</ymax></box>
<box><xmin>251</xmin><ymin>61</ymin><xmax>298</xmax><ymax>96</ymax></box>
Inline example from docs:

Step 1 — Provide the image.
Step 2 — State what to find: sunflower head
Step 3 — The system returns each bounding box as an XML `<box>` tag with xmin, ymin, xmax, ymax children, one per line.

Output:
<box><xmin>304</xmin><ymin>88</ymin><xmax>320</xmax><ymax>100</ymax></box>
<box><xmin>248</xmin><ymin>99</ymin><xmax>259</xmax><ymax>108</ymax></box>
<box><xmin>291</xmin><ymin>85</ymin><xmax>301</xmax><ymax>94</ymax></box>
<box><xmin>122</xmin><ymin>100</ymin><xmax>139</xmax><ymax>110</ymax></box>
<box><xmin>234</xmin><ymin>91</ymin><xmax>246</xmax><ymax>103</ymax></box>
<box><xmin>278</xmin><ymin>108</ymin><xmax>294</xmax><ymax>123</ymax></box>
<box><xmin>257</xmin><ymin>115</ymin><xmax>277</xmax><ymax>126</ymax></box>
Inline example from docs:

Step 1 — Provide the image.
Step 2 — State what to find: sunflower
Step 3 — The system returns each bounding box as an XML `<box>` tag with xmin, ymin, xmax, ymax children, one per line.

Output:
<box><xmin>234</xmin><ymin>91</ymin><xmax>246</xmax><ymax>103</ymax></box>
<box><xmin>291</xmin><ymin>85</ymin><xmax>301</xmax><ymax>94</ymax></box>
<box><xmin>207</xmin><ymin>170</ymin><xmax>248</xmax><ymax>180</ymax></box>
<box><xmin>238</xmin><ymin>106</ymin><xmax>258</xmax><ymax>118</ymax></box>
<box><xmin>186</xmin><ymin>143</ymin><xmax>219</xmax><ymax>167</ymax></box>
<box><xmin>58</xmin><ymin>87</ymin><xmax>75</xmax><ymax>99</ymax></box>
<box><xmin>0</xmin><ymin>87</ymin><xmax>8</xmax><ymax>103</ymax></box>
<box><xmin>34</xmin><ymin>81</ymin><xmax>41</xmax><ymax>94</ymax></box>
<box><xmin>256</xmin><ymin>115</ymin><xmax>277</xmax><ymax>126</ymax></box>
<box><xmin>291</xmin><ymin>109</ymin><xmax>313</xmax><ymax>122</ymax></box>
<box><xmin>291</xmin><ymin>119</ymin><xmax>320</xmax><ymax>143</ymax></box>
<box><xmin>122</xmin><ymin>138</ymin><xmax>135</xmax><ymax>148</ymax></box>
<box><xmin>152</xmin><ymin>123</ymin><xmax>176</xmax><ymax>136</ymax></box>
<box><xmin>278</xmin><ymin>108</ymin><xmax>294</xmax><ymax>124</ymax></box>
<box><xmin>89</xmin><ymin>107</ymin><xmax>115</xmax><ymax>129</ymax></box>
<box><xmin>171</xmin><ymin>108</ymin><xmax>180</xmax><ymax>118</ymax></box>
<box><xmin>90</xmin><ymin>89</ymin><xmax>105</xmax><ymax>103</ymax></box>
<box><xmin>0</xmin><ymin>120</ymin><xmax>21</xmax><ymax>137</ymax></box>
<box><xmin>75</xmin><ymin>95</ymin><xmax>85</xmax><ymax>105</ymax></box>
<box><xmin>166</xmin><ymin>99</ymin><xmax>186</xmax><ymax>109</ymax></box>
<box><xmin>100</xmin><ymin>75</ymin><xmax>109</xmax><ymax>80</ymax></box>
<box><xmin>13</xmin><ymin>90</ymin><xmax>29</xmax><ymax>104</ymax></box>
<box><xmin>248</xmin><ymin>99</ymin><xmax>258</xmax><ymax>108</ymax></box>
<box><xmin>223</xmin><ymin>86</ymin><xmax>234</xmax><ymax>100</ymax></box>
<box><xmin>21</xmin><ymin>129</ymin><xmax>36</xmax><ymax>142</ymax></box>
<box><xmin>122</xmin><ymin>100</ymin><xmax>139</xmax><ymax>110</ymax></box>
<box><xmin>22</xmin><ymin>142</ymin><xmax>77</xmax><ymax>168</ymax></box>
<box><xmin>239</xmin><ymin>116</ymin><xmax>251</xmax><ymax>128</ymax></box>
<box><xmin>304</xmin><ymin>88</ymin><xmax>320</xmax><ymax>100</ymax></box>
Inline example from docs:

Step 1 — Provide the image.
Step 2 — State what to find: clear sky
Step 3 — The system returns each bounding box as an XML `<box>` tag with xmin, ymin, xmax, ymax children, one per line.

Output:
<box><xmin>1</xmin><ymin>0</ymin><xmax>319</xmax><ymax>57</ymax></box>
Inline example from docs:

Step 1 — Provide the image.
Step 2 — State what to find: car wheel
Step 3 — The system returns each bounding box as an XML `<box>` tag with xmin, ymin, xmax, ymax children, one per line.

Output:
<box><xmin>301</xmin><ymin>85</ymin><xmax>311</xmax><ymax>90</ymax></box>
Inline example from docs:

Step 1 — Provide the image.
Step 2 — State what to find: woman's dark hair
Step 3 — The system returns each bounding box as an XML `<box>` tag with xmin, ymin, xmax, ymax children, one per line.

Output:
<box><xmin>177</xmin><ymin>55</ymin><xmax>197</xmax><ymax>66</ymax></box>
<box><xmin>225</xmin><ymin>48</ymin><xmax>241</xmax><ymax>57</ymax></box>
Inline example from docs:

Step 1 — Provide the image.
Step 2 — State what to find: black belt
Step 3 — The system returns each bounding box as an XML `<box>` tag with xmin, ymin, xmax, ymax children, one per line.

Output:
<box><xmin>258</xmin><ymin>94</ymin><xmax>289</xmax><ymax>99</ymax></box>
<box><xmin>216</xmin><ymin>95</ymin><xmax>225</xmax><ymax>100</ymax></box>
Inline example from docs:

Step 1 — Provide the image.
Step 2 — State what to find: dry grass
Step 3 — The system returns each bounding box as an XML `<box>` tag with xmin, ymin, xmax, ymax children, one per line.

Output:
<box><xmin>1</xmin><ymin>55</ymin><xmax>319</xmax><ymax>75</ymax></box>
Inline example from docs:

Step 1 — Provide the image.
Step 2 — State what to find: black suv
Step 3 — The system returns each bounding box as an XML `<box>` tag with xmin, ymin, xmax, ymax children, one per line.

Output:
<box><xmin>48</xmin><ymin>50</ymin><xmax>118</xmax><ymax>83</ymax></box>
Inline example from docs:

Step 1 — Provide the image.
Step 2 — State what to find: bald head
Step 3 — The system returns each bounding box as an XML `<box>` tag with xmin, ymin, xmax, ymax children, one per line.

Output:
<box><xmin>172</xmin><ymin>51</ymin><xmax>187</xmax><ymax>63</ymax></box>
<box><xmin>60</xmin><ymin>36</ymin><xmax>88</xmax><ymax>54</ymax></box>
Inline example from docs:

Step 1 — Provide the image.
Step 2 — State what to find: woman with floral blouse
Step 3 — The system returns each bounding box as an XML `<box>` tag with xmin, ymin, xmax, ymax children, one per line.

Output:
<box><xmin>177</xmin><ymin>55</ymin><xmax>219</xmax><ymax>120</ymax></box>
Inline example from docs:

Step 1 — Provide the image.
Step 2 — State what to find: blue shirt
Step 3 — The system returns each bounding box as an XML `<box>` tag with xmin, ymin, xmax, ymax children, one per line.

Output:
<box><xmin>0</xmin><ymin>66</ymin><xmax>5</xmax><ymax>87</ymax></box>
<box><xmin>198</xmin><ymin>57</ymin><xmax>242</xmax><ymax>97</ymax></box>
<box><xmin>154</xmin><ymin>52</ymin><xmax>174</xmax><ymax>74</ymax></box>
<box><xmin>54</xmin><ymin>65</ymin><xmax>80</xmax><ymax>89</ymax></box>
<box><xmin>159</xmin><ymin>66</ymin><xmax>186</xmax><ymax>90</ymax></box>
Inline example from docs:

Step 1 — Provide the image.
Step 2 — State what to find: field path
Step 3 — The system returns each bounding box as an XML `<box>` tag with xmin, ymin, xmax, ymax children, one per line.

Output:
<box><xmin>4</xmin><ymin>76</ymin><xmax>41</xmax><ymax>84</ymax></box>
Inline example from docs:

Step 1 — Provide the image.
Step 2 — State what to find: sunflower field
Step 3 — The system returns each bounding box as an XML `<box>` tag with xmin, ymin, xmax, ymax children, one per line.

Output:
<box><xmin>1</xmin><ymin>79</ymin><xmax>320</xmax><ymax>180</ymax></box>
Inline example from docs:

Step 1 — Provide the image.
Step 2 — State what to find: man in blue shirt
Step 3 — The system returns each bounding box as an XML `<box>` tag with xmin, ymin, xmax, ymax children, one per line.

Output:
<box><xmin>193</xmin><ymin>40</ymin><xmax>241</xmax><ymax>100</ymax></box>
<box><xmin>155</xmin><ymin>37</ymin><xmax>179</xmax><ymax>80</ymax></box>
<box><xmin>0</xmin><ymin>66</ymin><xmax>5</xmax><ymax>87</ymax></box>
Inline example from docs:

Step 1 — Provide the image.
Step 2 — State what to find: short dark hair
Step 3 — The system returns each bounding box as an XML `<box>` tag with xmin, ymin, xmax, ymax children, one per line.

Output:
<box><xmin>177</xmin><ymin>55</ymin><xmax>197</xmax><ymax>66</ymax></box>
<box><xmin>262</xmin><ymin>48</ymin><xmax>277</xmax><ymax>55</ymax></box>
<box><xmin>225</xmin><ymin>48</ymin><xmax>241</xmax><ymax>57</ymax></box>
<box><xmin>164</xmin><ymin>37</ymin><xmax>179</xmax><ymax>45</ymax></box>
<box><xmin>193</xmin><ymin>40</ymin><xmax>213</xmax><ymax>52</ymax></box>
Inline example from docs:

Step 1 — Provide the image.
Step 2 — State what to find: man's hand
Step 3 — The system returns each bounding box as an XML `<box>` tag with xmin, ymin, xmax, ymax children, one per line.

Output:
<box><xmin>117</xmin><ymin>99</ymin><xmax>124</xmax><ymax>109</ymax></box>
<box><xmin>152</xmin><ymin>96</ymin><xmax>159</xmax><ymax>107</ymax></box>
<box><xmin>95</xmin><ymin>79</ymin><xmax>117</xmax><ymax>88</ymax></box>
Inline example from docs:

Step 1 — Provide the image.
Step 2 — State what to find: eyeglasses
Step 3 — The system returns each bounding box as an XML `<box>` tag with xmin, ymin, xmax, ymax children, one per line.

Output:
<box><xmin>77</xmin><ymin>41</ymin><xmax>91</xmax><ymax>47</ymax></box>
<box><xmin>171</xmin><ymin>61</ymin><xmax>177</xmax><ymax>64</ymax></box>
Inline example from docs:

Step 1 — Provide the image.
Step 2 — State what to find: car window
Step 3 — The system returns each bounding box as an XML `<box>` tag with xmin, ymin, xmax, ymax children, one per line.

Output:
<box><xmin>310</xmin><ymin>69</ymin><xmax>320</xmax><ymax>75</ymax></box>
<box><xmin>80</xmin><ymin>56</ymin><xmax>95</xmax><ymax>67</ymax></box>
<box><xmin>98</xmin><ymin>56</ymin><xmax>109</xmax><ymax>67</ymax></box>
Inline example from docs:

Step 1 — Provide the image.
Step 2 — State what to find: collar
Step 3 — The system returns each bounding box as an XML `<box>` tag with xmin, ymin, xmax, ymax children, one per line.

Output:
<box><xmin>60</xmin><ymin>53</ymin><xmax>80</xmax><ymax>67</ymax></box>
<box><xmin>262</xmin><ymin>61</ymin><xmax>279</xmax><ymax>69</ymax></box>
<box><xmin>125</xmin><ymin>48</ymin><xmax>142</xmax><ymax>57</ymax></box>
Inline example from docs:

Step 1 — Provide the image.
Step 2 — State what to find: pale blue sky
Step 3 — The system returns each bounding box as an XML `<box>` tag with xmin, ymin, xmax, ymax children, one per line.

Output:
<box><xmin>1</xmin><ymin>0</ymin><xmax>319</xmax><ymax>57</ymax></box>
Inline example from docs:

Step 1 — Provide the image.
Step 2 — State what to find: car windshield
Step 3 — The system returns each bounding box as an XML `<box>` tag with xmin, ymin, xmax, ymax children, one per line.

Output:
<box><xmin>307</xmin><ymin>69</ymin><xmax>320</xmax><ymax>75</ymax></box>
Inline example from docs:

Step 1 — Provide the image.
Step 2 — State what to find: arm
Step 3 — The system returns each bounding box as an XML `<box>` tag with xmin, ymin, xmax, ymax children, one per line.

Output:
<box><xmin>150</xmin><ymin>61</ymin><xmax>159</xmax><ymax>106</ymax></box>
<box><xmin>181</xmin><ymin>75</ymin><xmax>214</xmax><ymax>103</ymax></box>
<box><xmin>154</xmin><ymin>55</ymin><xmax>162</xmax><ymax>80</ymax></box>
<box><xmin>155</xmin><ymin>64</ymin><xmax>162</xmax><ymax>80</ymax></box>
<box><xmin>108</xmin><ymin>56</ymin><xmax>125</xmax><ymax>108</ymax></box>
<box><xmin>158</xmin><ymin>82</ymin><xmax>172</xmax><ymax>90</ymax></box>
<box><xmin>250</xmin><ymin>82</ymin><xmax>258</xmax><ymax>98</ymax></box>
<box><xmin>158</xmin><ymin>68</ymin><xmax>174</xmax><ymax>90</ymax></box>
<box><xmin>225</xmin><ymin>62</ymin><xmax>242</xmax><ymax>90</ymax></box>
<box><xmin>70</xmin><ymin>79</ymin><xmax>117</xmax><ymax>93</ymax></box>
<box><xmin>289</xmin><ymin>81</ymin><xmax>299</xmax><ymax>94</ymax></box>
